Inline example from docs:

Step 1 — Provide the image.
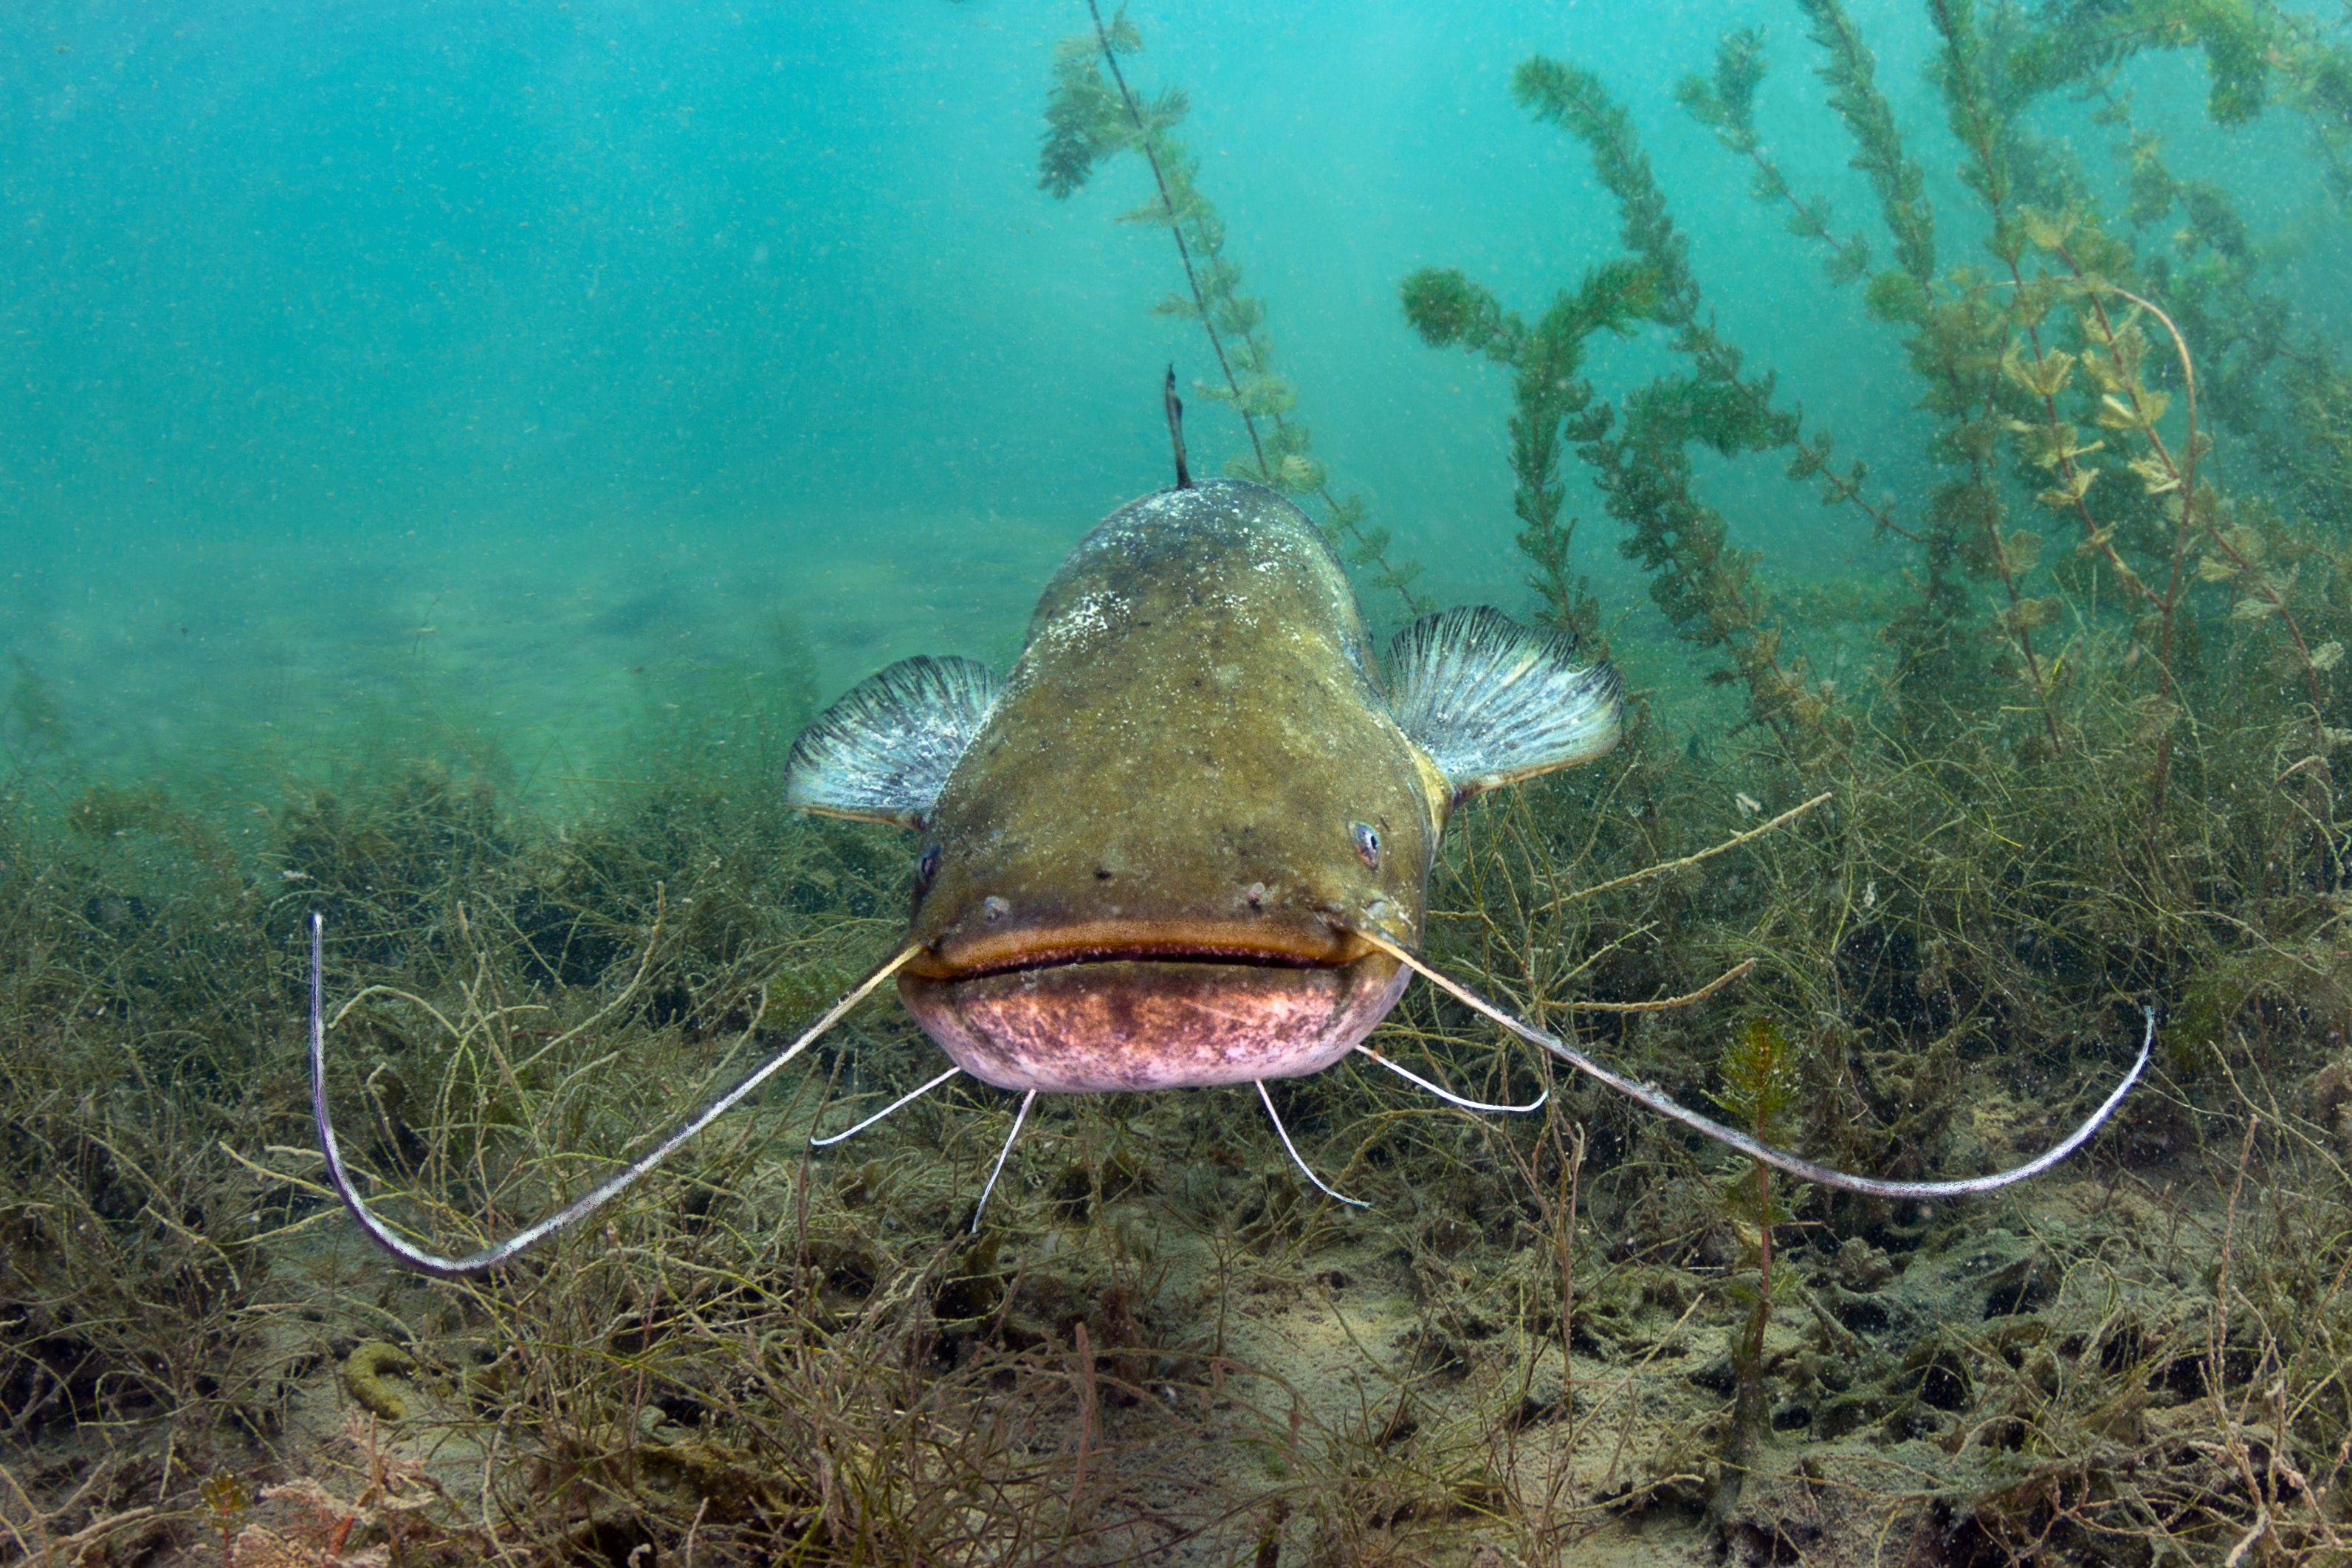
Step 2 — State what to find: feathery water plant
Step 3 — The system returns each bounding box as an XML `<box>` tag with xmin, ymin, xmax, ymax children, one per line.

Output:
<box><xmin>2000</xmin><ymin>0</ymin><xmax>2352</xmax><ymax>200</ymax></box>
<box><xmin>1038</xmin><ymin>2</ymin><xmax>1426</xmax><ymax>611</ymax></box>
<box><xmin>1794</xmin><ymin>0</ymin><xmax>1938</xmax><ymax>289</ymax></box>
<box><xmin>1398</xmin><ymin>260</ymin><xmax>1656</xmax><ymax>641</ymax></box>
<box><xmin>2106</xmin><ymin>96</ymin><xmax>2352</xmax><ymax>532</ymax></box>
<box><xmin>1677</xmin><ymin>27</ymin><xmax>1871</xmax><ymax>291</ymax></box>
<box><xmin>1437</xmin><ymin>58</ymin><xmax>1853</xmax><ymax>766</ymax></box>
<box><xmin>1402</xmin><ymin>0</ymin><xmax>2352</xmax><ymax>933</ymax></box>
<box><xmin>1674</xmin><ymin>24</ymin><xmax>1924</xmax><ymax>592</ymax></box>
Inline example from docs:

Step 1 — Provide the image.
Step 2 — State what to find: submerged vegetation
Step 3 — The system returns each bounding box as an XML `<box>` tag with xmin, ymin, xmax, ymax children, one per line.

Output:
<box><xmin>9</xmin><ymin>1</ymin><xmax>2352</xmax><ymax>1564</ymax></box>
<box><xmin>1037</xmin><ymin>1</ymin><xmax>1428</xmax><ymax>611</ymax></box>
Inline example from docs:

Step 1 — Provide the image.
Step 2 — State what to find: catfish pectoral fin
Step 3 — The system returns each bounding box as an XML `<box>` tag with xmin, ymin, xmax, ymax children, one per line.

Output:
<box><xmin>1385</xmin><ymin>606</ymin><xmax>1621</xmax><ymax>802</ymax></box>
<box><xmin>784</xmin><ymin>654</ymin><xmax>1002</xmax><ymax>827</ymax></box>
<box><xmin>1355</xmin><ymin>927</ymin><xmax>2154</xmax><ymax>1201</ymax></box>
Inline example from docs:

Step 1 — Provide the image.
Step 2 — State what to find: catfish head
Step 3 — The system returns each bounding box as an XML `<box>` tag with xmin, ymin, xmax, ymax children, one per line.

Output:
<box><xmin>782</xmin><ymin>480</ymin><xmax>1618</xmax><ymax>1094</ymax></box>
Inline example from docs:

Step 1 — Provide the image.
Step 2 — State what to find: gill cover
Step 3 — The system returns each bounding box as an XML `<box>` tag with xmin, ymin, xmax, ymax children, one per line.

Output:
<box><xmin>782</xmin><ymin>655</ymin><xmax>1000</xmax><ymax>828</ymax></box>
<box><xmin>1385</xmin><ymin>606</ymin><xmax>1622</xmax><ymax>802</ymax></box>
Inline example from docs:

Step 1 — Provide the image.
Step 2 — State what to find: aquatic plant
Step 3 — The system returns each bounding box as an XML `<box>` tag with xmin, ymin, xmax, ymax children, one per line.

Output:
<box><xmin>1399</xmin><ymin>258</ymin><xmax>1656</xmax><ymax>640</ymax></box>
<box><xmin>1375</xmin><ymin>4</ymin><xmax>2352</xmax><ymax>1552</ymax></box>
<box><xmin>1037</xmin><ymin>3</ymin><xmax>1426</xmax><ymax>611</ymax></box>
<box><xmin>1674</xmin><ymin>27</ymin><xmax>1872</xmax><ymax>290</ymax></box>
<box><xmin>1407</xmin><ymin>0</ymin><xmax>2352</xmax><ymax>814</ymax></box>
<box><xmin>1527</xmin><ymin>60</ymin><xmax>1868</xmax><ymax>762</ymax></box>
<box><xmin>1706</xmin><ymin>1014</ymin><xmax>1801</xmax><ymax>1522</ymax></box>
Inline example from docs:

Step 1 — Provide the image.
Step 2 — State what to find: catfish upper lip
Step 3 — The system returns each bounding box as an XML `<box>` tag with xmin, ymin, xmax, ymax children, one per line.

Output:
<box><xmin>922</xmin><ymin>946</ymin><xmax>1333</xmax><ymax>983</ymax></box>
<box><xmin>911</xmin><ymin>915</ymin><xmax>1372</xmax><ymax>982</ymax></box>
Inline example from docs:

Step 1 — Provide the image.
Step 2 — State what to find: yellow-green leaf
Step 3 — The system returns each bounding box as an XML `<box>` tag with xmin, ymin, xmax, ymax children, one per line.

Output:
<box><xmin>2094</xmin><ymin>393</ymin><xmax>2140</xmax><ymax>430</ymax></box>
<box><xmin>1276</xmin><ymin>453</ymin><xmax>1325</xmax><ymax>489</ymax></box>
<box><xmin>2037</xmin><ymin>467</ymin><xmax>2099</xmax><ymax>509</ymax></box>
<box><xmin>2021</xmin><ymin>208</ymin><xmax>2072</xmax><ymax>252</ymax></box>
<box><xmin>2128</xmin><ymin>453</ymin><xmax>2179</xmax><ymax>495</ymax></box>
<box><xmin>2002</xmin><ymin>529</ymin><xmax>2044</xmax><ymax>576</ymax></box>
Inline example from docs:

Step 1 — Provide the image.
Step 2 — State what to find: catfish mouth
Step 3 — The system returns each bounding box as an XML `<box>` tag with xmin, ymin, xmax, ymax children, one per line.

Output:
<box><xmin>908</xmin><ymin>918</ymin><xmax>1369</xmax><ymax>984</ymax></box>
<box><xmin>899</xmin><ymin>932</ymin><xmax>1407</xmax><ymax>1095</ymax></box>
<box><xmin>943</xmin><ymin>941</ymin><xmax>1333</xmax><ymax>983</ymax></box>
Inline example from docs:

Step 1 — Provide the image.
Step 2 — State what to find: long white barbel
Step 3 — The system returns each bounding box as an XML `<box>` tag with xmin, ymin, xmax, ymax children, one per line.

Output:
<box><xmin>1355</xmin><ymin>1045</ymin><xmax>1548</xmax><ymax>1113</ymax></box>
<box><xmin>1256</xmin><ymin>1080</ymin><xmax>1370</xmax><ymax>1208</ymax></box>
<box><xmin>310</xmin><ymin>911</ymin><xmax>919</xmax><ymax>1277</ymax></box>
<box><xmin>970</xmin><ymin>1089</ymin><xmax>1037</xmax><ymax>1232</ymax></box>
<box><xmin>1355</xmin><ymin>928</ymin><xmax>2153</xmax><ymax>1200</ymax></box>
<box><xmin>811</xmin><ymin>1065</ymin><xmax>963</xmax><ymax>1149</ymax></box>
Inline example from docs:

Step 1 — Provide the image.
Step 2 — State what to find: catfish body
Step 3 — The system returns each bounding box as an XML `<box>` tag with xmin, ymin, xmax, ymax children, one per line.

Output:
<box><xmin>785</xmin><ymin>478</ymin><xmax>1621</xmax><ymax>1095</ymax></box>
<box><xmin>906</xmin><ymin>482</ymin><xmax>1437</xmax><ymax>1091</ymax></box>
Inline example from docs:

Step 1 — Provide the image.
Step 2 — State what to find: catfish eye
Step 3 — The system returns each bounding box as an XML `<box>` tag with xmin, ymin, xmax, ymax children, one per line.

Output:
<box><xmin>1350</xmin><ymin>821</ymin><xmax>1381</xmax><ymax>869</ymax></box>
<box><xmin>915</xmin><ymin>843</ymin><xmax>941</xmax><ymax>888</ymax></box>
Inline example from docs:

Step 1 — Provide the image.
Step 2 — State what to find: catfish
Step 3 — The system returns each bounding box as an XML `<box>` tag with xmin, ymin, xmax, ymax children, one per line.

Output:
<box><xmin>312</xmin><ymin>422</ymin><xmax>2148</xmax><ymax>1274</ymax></box>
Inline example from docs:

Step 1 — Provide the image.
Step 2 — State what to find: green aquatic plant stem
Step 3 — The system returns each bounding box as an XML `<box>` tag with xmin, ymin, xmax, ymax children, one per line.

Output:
<box><xmin>1052</xmin><ymin>1</ymin><xmax>1428</xmax><ymax>613</ymax></box>
<box><xmin>1674</xmin><ymin>29</ymin><xmax>1922</xmax><ymax>548</ymax></box>
<box><xmin>1505</xmin><ymin>57</ymin><xmax>1843</xmax><ymax>761</ymax></box>
<box><xmin>2005</xmin><ymin>0</ymin><xmax>2352</xmax><ymax>199</ymax></box>
<box><xmin>1796</xmin><ymin>0</ymin><xmax>2071</xmax><ymax>749</ymax></box>
<box><xmin>1398</xmin><ymin>262</ymin><xmax>1654</xmax><ymax>638</ymax></box>
<box><xmin>1929</xmin><ymin>0</ymin><xmax>2024</xmax><ymax>258</ymax></box>
<box><xmin>1575</xmin><ymin>396</ymin><xmax>1826</xmax><ymax>757</ymax></box>
<box><xmin>1792</xmin><ymin>0</ymin><xmax>1936</xmax><ymax>289</ymax></box>
<box><xmin>1778</xmin><ymin>0</ymin><xmax>2004</xmax><ymax>709</ymax></box>
<box><xmin>1078</xmin><ymin>0</ymin><xmax>1258</xmax><ymax>478</ymax></box>
<box><xmin>1674</xmin><ymin>28</ymin><xmax>1871</xmax><ymax>289</ymax></box>
<box><xmin>1781</xmin><ymin>0</ymin><xmax>2062</xmax><ymax>740</ymax></box>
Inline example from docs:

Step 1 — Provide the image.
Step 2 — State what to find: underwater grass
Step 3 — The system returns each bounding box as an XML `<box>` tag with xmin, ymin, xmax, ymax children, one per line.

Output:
<box><xmin>6</xmin><ymin>671</ymin><xmax>2352</xmax><ymax>1563</ymax></box>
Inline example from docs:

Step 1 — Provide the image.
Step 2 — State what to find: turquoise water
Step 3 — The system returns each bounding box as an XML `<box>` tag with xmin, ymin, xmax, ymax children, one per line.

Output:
<box><xmin>1</xmin><ymin>1</ymin><xmax>2339</xmax><ymax>788</ymax></box>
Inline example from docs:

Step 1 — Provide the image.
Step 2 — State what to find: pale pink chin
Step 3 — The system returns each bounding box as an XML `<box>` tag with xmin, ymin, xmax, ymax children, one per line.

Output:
<box><xmin>898</xmin><ymin>956</ymin><xmax>1409</xmax><ymax>1094</ymax></box>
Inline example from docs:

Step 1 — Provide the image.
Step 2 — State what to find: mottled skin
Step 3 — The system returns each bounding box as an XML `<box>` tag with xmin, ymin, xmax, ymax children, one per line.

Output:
<box><xmin>902</xmin><ymin>480</ymin><xmax>1451</xmax><ymax>1093</ymax></box>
